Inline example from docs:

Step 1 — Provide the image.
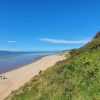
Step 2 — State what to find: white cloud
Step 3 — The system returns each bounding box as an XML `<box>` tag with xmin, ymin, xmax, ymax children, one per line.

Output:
<box><xmin>39</xmin><ymin>38</ymin><xmax>90</xmax><ymax>44</ymax></box>
<box><xmin>7</xmin><ymin>41</ymin><xmax>16</xmax><ymax>43</ymax></box>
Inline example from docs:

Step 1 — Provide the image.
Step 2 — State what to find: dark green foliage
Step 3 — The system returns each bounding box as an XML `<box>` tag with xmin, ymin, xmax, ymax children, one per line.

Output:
<box><xmin>6</xmin><ymin>32</ymin><xmax>100</xmax><ymax>100</ymax></box>
<box><xmin>93</xmin><ymin>31</ymin><xmax>100</xmax><ymax>39</ymax></box>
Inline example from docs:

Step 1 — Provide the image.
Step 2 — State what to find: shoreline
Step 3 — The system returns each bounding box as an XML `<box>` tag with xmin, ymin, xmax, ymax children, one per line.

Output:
<box><xmin>0</xmin><ymin>55</ymin><xmax>46</xmax><ymax>74</ymax></box>
<box><xmin>0</xmin><ymin>54</ymin><xmax>66</xmax><ymax>100</ymax></box>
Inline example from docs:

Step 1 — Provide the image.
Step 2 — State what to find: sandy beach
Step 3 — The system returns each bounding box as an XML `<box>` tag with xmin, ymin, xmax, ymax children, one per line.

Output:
<box><xmin>0</xmin><ymin>54</ymin><xmax>65</xmax><ymax>100</ymax></box>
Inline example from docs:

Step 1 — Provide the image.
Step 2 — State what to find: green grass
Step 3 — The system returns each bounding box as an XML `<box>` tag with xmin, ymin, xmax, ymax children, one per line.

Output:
<box><xmin>5</xmin><ymin>32</ymin><xmax>100</xmax><ymax>100</ymax></box>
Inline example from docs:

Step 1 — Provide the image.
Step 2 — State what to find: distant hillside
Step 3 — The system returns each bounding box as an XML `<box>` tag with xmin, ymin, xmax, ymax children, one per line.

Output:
<box><xmin>6</xmin><ymin>32</ymin><xmax>100</xmax><ymax>100</ymax></box>
<box><xmin>70</xmin><ymin>32</ymin><xmax>100</xmax><ymax>57</ymax></box>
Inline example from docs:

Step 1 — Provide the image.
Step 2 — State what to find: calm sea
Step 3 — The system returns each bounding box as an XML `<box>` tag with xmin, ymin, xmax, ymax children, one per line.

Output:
<box><xmin>0</xmin><ymin>52</ymin><xmax>58</xmax><ymax>74</ymax></box>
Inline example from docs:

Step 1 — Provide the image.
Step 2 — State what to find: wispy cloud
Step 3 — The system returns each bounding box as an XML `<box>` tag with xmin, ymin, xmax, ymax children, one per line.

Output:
<box><xmin>7</xmin><ymin>41</ymin><xmax>16</xmax><ymax>43</ymax></box>
<box><xmin>39</xmin><ymin>38</ymin><xmax>90</xmax><ymax>44</ymax></box>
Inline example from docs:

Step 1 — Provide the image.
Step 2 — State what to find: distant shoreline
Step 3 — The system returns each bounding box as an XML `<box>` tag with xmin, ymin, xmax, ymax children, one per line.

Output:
<box><xmin>0</xmin><ymin>52</ymin><xmax>59</xmax><ymax>74</ymax></box>
<box><xmin>0</xmin><ymin>53</ymin><xmax>61</xmax><ymax>74</ymax></box>
<box><xmin>0</xmin><ymin>55</ymin><xmax>44</xmax><ymax>74</ymax></box>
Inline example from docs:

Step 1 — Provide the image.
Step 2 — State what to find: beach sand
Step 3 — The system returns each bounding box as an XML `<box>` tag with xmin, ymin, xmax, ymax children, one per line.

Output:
<box><xmin>0</xmin><ymin>54</ymin><xmax>66</xmax><ymax>100</ymax></box>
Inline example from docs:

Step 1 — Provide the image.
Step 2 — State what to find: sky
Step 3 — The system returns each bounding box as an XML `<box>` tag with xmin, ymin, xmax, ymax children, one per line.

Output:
<box><xmin>0</xmin><ymin>0</ymin><xmax>100</xmax><ymax>51</ymax></box>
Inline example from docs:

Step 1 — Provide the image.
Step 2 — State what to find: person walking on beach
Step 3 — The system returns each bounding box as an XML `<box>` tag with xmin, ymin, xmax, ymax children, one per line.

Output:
<box><xmin>3</xmin><ymin>75</ymin><xmax>7</xmax><ymax>79</ymax></box>
<box><xmin>0</xmin><ymin>75</ymin><xmax>7</xmax><ymax>80</ymax></box>
<box><xmin>0</xmin><ymin>75</ymin><xmax>3</xmax><ymax>80</ymax></box>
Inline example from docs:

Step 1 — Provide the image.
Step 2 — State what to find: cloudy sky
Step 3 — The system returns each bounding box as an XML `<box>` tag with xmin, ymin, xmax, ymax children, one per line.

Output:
<box><xmin>0</xmin><ymin>0</ymin><xmax>100</xmax><ymax>51</ymax></box>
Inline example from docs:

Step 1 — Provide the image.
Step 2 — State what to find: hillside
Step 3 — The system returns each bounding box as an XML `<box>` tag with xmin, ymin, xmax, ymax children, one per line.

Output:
<box><xmin>70</xmin><ymin>32</ymin><xmax>100</xmax><ymax>57</ymax></box>
<box><xmin>6</xmin><ymin>32</ymin><xmax>100</xmax><ymax>100</ymax></box>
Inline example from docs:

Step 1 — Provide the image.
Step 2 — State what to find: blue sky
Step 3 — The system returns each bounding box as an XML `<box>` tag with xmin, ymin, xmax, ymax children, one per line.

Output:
<box><xmin>0</xmin><ymin>0</ymin><xmax>100</xmax><ymax>51</ymax></box>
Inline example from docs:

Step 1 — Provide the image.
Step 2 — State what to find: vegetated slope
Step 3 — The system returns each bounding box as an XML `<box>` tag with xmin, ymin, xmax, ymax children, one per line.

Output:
<box><xmin>70</xmin><ymin>32</ymin><xmax>100</xmax><ymax>57</ymax></box>
<box><xmin>6</xmin><ymin>32</ymin><xmax>100</xmax><ymax>100</ymax></box>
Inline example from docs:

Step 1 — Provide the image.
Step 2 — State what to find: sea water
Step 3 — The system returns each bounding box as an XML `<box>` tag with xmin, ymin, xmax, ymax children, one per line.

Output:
<box><xmin>0</xmin><ymin>52</ymin><xmax>58</xmax><ymax>74</ymax></box>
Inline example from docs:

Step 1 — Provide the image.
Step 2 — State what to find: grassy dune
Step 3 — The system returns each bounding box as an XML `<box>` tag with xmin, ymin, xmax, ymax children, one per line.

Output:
<box><xmin>6</xmin><ymin>32</ymin><xmax>100</xmax><ymax>100</ymax></box>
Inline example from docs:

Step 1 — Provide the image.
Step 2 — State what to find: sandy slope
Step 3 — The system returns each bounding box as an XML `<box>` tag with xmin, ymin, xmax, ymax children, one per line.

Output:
<box><xmin>0</xmin><ymin>55</ymin><xmax>66</xmax><ymax>100</ymax></box>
